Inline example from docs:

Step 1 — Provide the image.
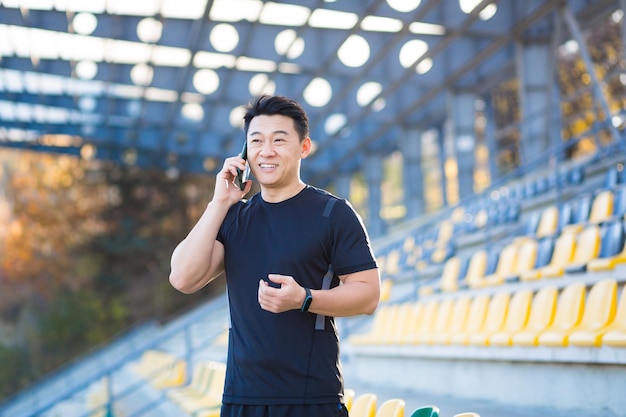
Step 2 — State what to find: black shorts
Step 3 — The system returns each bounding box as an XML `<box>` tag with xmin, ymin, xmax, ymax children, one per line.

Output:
<box><xmin>220</xmin><ymin>403</ymin><xmax>349</xmax><ymax>417</ymax></box>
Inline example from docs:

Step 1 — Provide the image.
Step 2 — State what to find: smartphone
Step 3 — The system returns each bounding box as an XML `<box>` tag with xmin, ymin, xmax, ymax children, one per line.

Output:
<box><xmin>234</xmin><ymin>141</ymin><xmax>249</xmax><ymax>191</ymax></box>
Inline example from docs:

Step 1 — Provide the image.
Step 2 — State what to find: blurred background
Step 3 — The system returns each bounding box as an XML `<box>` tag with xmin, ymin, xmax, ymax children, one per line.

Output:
<box><xmin>1</xmin><ymin>0</ymin><xmax>626</xmax><ymax>416</ymax></box>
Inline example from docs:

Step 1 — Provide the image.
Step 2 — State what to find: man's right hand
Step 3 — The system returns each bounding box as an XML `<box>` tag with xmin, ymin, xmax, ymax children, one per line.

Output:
<box><xmin>213</xmin><ymin>155</ymin><xmax>252</xmax><ymax>206</ymax></box>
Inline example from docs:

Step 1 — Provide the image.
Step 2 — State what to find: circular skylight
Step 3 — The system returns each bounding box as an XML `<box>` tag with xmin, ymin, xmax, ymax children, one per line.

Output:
<box><xmin>210</xmin><ymin>24</ymin><xmax>239</xmax><ymax>53</ymax></box>
<box><xmin>249</xmin><ymin>73</ymin><xmax>276</xmax><ymax>96</ymax></box>
<box><xmin>325</xmin><ymin>113</ymin><xmax>348</xmax><ymax>136</ymax></box>
<box><xmin>193</xmin><ymin>69</ymin><xmax>220</xmax><ymax>95</ymax></box>
<box><xmin>459</xmin><ymin>0</ymin><xmax>497</xmax><ymax>20</ymax></box>
<box><xmin>75</xmin><ymin>61</ymin><xmax>97</xmax><ymax>79</ymax></box>
<box><xmin>230</xmin><ymin>105</ymin><xmax>246</xmax><ymax>128</ymax></box>
<box><xmin>356</xmin><ymin>81</ymin><xmax>382</xmax><ymax>107</ymax></box>
<box><xmin>337</xmin><ymin>35</ymin><xmax>370</xmax><ymax>68</ymax></box>
<box><xmin>303</xmin><ymin>77</ymin><xmax>332</xmax><ymax>107</ymax></box>
<box><xmin>73</xmin><ymin>12</ymin><xmax>97</xmax><ymax>35</ymax></box>
<box><xmin>130</xmin><ymin>63</ymin><xmax>153</xmax><ymax>86</ymax></box>
<box><xmin>275</xmin><ymin>29</ymin><xmax>305</xmax><ymax>59</ymax></box>
<box><xmin>386</xmin><ymin>0</ymin><xmax>421</xmax><ymax>12</ymax></box>
<box><xmin>399</xmin><ymin>39</ymin><xmax>428</xmax><ymax>69</ymax></box>
<box><xmin>137</xmin><ymin>17</ymin><xmax>163</xmax><ymax>43</ymax></box>
<box><xmin>181</xmin><ymin>103</ymin><xmax>204</xmax><ymax>121</ymax></box>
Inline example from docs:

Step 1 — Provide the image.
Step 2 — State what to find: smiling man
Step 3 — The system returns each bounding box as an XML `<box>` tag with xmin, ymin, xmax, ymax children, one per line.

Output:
<box><xmin>169</xmin><ymin>95</ymin><xmax>380</xmax><ymax>417</ymax></box>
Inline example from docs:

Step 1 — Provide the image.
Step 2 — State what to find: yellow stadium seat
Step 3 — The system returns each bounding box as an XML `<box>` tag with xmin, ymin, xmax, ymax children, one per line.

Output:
<box><xmin>407</xmin><ymin>300</ymin><xmax>439</xmax><ymax>344</ymax></box>
<box><xmin>541</xmin><ymin>226</ymin><xmax>600</xmax><ymax>278</ymax></box>
<box><xmin>511</xmin><ymin>286</ymin><xmax>559</xmax><ymax>346</ymax></box>
<box><xmin>489</xmin><ymin>289</ymin><xmax>533</xmax><ymax>346</ymax></box>
<box><xmin>168</xmin><ymin>361</ymin><xmax>226</xmax><ymax>417</ymax></box>
<box><xmin>419</xmin><ymin>256</ymin><xmax>461</xmax><ymax>296</ymax></box>
<box><xmin>422</xmin><ymin>298</ymin><xmax>455</xmax><ymax>344</ymax></box>
<box><xmin>132</xmin><ymin>350</ymin><xmax>187</xmax><ymax>389</ymax></box>
<box><xmin>602</xmin><ymin>286</ymin><xmax>626</xmax><ymax>347</ymax></box>
<box><xmin>453</xmin><ymin>413</ymin><xmax>481</xmax><ymax>417</ymax></box>
<box><xmin>450</xmin><ymin>294</ymin><xmax>490</xmax><ymax>345</ymax></box>
<box><xmin>536</xmin><ymin>283</ymin><xmax>586</xmax><ymax>346</ymax></box>
<box><xmin>481</xmin><ymin>243</ymin><xmax>518</xmax><ymax>287</ymax></box>
<box><xmin>350</xmin><ymin>393</ymin><xmax>377</xmax><ymax>417</ymax></box>
<box><xmin>344</xmin><ymin>388</ymin><xmax>356</xmax><ymax>412</ymax></box>
<box><xmin>388</xmin><ymin>302</ymin><xmax>418</xmax><ymax>344</ymax></box>
<box><xmin>468</xmin><ymin>292</ymin><xmax>511</xmax><ymax>345</ymax></box>
<box><xmin>431</xmin><ymin>296</ymin><xmax>471</xmax><ymax>345</ymax></box>
<box><xmin>535</xmin><ymin>205</ymin><xmax>559</xmax><ymax>238</ymax></box>
<box><xmin>520</xmin><ymin>231</ymin><xmax>576</xmax><ymax>281</ymax></box>
<box><xmin>459</xmin><ymin>250</ymin><xmax>488</xmax><ymax>289</ymax></box>
<box><xmin>380</xmin><ymin>278</ymin><xmax>394</xmax><ymax>302</ymax></box>
<box><xmin>348</xmin><ymin>304</ymin><xmax>393</xmax><ymax>345</ymax></box>
<box><xmin>568</xmin><ymin>279</ymin><xmax>618</xmax><ymax>347</ymax></box>
<box><xmin>588</xmin><ymin>190</ymin><xmax>614</xmax><ymax>225</ymax></box>
<box><xmin>375</xmin><ymin>398</ymin><xmax>405</xmax><ymax>417</ymax></box>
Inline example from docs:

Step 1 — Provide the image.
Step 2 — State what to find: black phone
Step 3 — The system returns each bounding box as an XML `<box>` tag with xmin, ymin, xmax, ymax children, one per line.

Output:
<box><xmin>234</xmin><ymin>141</ymin><xmax>249</xmax><ymax>191</ymax></box>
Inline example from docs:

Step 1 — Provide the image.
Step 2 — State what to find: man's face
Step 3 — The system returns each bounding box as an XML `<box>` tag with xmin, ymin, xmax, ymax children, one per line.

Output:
<box><xmin>246</xmin><ymin>114</ymin><xmax>311</xmax><ymax>190</ymax></box>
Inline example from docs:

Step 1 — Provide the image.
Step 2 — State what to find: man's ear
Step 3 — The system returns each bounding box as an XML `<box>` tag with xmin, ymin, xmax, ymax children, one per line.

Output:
<box><xmin>300</xmin><ymin>137</ymin><xmax>313</xmax><ymax>159</ymax></box>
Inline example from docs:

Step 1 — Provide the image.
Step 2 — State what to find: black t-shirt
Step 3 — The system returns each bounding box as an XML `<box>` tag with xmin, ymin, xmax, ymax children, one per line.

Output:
<box><xmin>216</xmin><ymin>185</ymin><xmax>377</xmax><ymax>405</ymax></box>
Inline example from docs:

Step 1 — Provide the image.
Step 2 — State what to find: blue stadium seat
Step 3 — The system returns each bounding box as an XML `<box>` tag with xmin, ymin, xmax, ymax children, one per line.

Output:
<box><xmin>565</xmin><ymin>221</ymin><xmax>624</xmax><ymax>273</ymax></box>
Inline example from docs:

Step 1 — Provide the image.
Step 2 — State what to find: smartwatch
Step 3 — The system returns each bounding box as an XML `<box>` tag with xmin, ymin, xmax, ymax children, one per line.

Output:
<box><xmin>301</xmin><ymin>287</ymin><xmax>313</xmax><ymax>312</ymax></box>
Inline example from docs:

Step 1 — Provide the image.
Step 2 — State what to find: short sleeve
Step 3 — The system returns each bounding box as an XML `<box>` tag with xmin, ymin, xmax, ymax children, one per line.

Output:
<box><xmin>328</xmin><ymin>199</ymin><xmax>378</xmax><ymax>276</ymax></box>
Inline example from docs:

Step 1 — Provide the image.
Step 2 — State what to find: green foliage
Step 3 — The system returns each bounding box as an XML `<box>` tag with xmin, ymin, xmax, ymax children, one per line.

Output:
<box><xmin>0</xmin><ymin>346</ymin><xmax>30</xmax><ymax>401</ymax></box>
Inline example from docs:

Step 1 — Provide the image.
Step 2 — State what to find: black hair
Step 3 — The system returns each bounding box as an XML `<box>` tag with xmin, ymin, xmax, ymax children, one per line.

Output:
<box><xmin>243</xmin><ymin>95</ymin><xmax>310</xmax><ymax>141</ymax></box>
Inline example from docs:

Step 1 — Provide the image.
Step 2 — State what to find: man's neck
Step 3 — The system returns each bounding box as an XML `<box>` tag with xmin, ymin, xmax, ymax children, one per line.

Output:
<box><xmin>260</xmin><ymin>181</ymin><xmax>306</xmax><ymax>203</ymax></box>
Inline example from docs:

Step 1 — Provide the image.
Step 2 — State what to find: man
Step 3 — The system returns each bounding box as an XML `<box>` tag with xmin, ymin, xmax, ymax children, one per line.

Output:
<box><xmin>169</xmin><ymin>95</ymin><xmax>380</xmax><ymax>417</ymax></box>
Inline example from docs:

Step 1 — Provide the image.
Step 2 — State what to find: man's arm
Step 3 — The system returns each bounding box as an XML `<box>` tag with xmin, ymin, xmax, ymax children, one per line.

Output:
<box><xmin>169</xmin><ymin>202</ymin><xmax>229</xmax><ymax>294</ymax></box>
<box><xmin>258</xmin><ymin>268</ymin><xmax>380</xmax><ymax>316</ymax></box>
<box><xmin>169</xmin><ymin>155</ymin><xmax>251</xmax><ymax>294</ymax></box>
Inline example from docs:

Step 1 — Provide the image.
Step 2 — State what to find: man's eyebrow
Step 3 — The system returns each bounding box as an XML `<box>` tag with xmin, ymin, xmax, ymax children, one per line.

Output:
<box><xmin>249</xmin><ymin>130</ymin><xmax>290</xmax><ymax>136</ymax></box>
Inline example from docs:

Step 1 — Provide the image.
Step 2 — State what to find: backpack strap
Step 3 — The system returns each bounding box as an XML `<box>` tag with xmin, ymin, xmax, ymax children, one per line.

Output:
<box><xmin>315</xmin><ymin>197</ymin><xmax>338</xmax><ymax>330</ymax></box>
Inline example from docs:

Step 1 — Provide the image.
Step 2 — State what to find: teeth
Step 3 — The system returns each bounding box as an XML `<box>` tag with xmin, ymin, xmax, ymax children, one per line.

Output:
<box><xmin>260</xmin><ymin>164</ymin><xmax>276</xmax><ymax>168</ymax></box>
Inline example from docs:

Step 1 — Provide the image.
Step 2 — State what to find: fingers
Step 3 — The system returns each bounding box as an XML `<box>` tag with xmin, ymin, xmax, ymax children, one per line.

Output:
<box><xmin>258</xmin><ymin>275</ymin><xmax>301</xmax><ymax>313</ymax></box>
<box><xmin>219</xmin><ymin>156</ymin><xmax>247</xmax><ymax>181</ymax></box>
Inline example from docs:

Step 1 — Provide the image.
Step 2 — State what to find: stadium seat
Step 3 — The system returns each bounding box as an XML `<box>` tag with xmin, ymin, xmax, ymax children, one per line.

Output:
<box><xmin>348</xmin><ymin>304</ymin><xmax>394</xmax><ymax>345</ymax></box>
<box><xmin>344</xmin><ymin>388</ymin><xmax>356</xmax><ymax>412</ymax></box>
<box><xmin>418</xmin><ymin>256</ymin><xmax>461</xmax><ymax>295</ymax></box>
<box><xmin>601</xmin><ymin>285</ymin><xmax>626</xmax><ymax>347</ymax></box>
<box><xmin>489</xmin><ymin>289</ymin><xmax>533</xmax><ymax>346</ymax></box>
<box><xmin>561</xmin><ymin>194</ymin><xmax>591</xmax><ymax>234</ymax></box>
<box><xmin>132</xmin><ymin>349</ymin><xmax>186</xmax><ymax>389</ymax></box>
<box><xmin>431</xmin><ymin>296</ymin><xmax>471</xmax><ymax>345</ymax></box>
<box><xmin>566</xmin><ymin>221</ymin><xmax>624</xmax><ymax>273</ymax></box>
<box><xmin>511</xmin><ymin>286</ymin><xmax>559</xmax><ymax>346</ymax></box>
<box><xmin>536</xmin><ymin>283</ymin><xmax>587</xmax><ymax>346</ymax></box>
<box><xmin>468</xmin><ymin>292</ymin><xmax>511</xmax><ymax>345</ymax></box>
<box><xmin>568</xmin><ymin>279</ymin><xmax>618</xmax><ymax>347</ymax></box>
<box><xmin>587</xmin><ymin>189</ymin><xmax>614</xmax><ymax>225</ymax></box>
<box><xmin>611</xmin><ymin>185</ymin><xmax>626</xmax><ymax>219</ymax></box>
<box><xmin>167</xmin><ymin>361</ymin><xmax>226</xmax><ymax>417</ymax></box>
<box><xmin>587</xmin><ymin>221</ymin><xmax>626</xmax><ymax>271</ymax></box>
<box><xmin>350</xmin><ymin>393</ymin><xmax>377</xmax><ymax>417</ymax></box>
<box><xmin>421</xmin><ymin>298</ymin><xmax>455</xmax><ymax>344</ymax></box>
<box><xmin>503</xmin><ymin>238</ymin><xmax>538</xmax><ymax>283</ymax></box>
<box><xmin>388</xmin><ymin>302</ymin><xmax>418</xmax><ymax>344</ymax></box>
<box><xmin>450</xmin><ymin>294</ymin><xmax>490</xmax><ymax>345</ymax></box>
<box><xmin>375</xmin><ymin>398</ymin><xmax>405</xmax><ymax>417</ymax></box>
<box><xmin>520</xmin><ymin>230</ymin><xmax>576</xmax><ymax>281</ymax></box>
<box><xmin>541</xmin><ymin>226</ymin><xmax>600</xmax><ymax>278</ymax></box>
<box><xmin>535</xmin><ymin>205</ymin><xmax>559</xmax><ymax>238</ymax></box>
<box><xmin>407</xmin><ymin>300</ymin><xmax>439</xmax><ymax>344</ymax></box>
<box><xmin>458</xmin><ymin>250</ymin><xmax>487</xmax><ymax>288</ymax></box>
<box><xmin>481</xmin><ymin>243</ymin><xmax>519</xmax><ymax>286</ymax></box>
<box><xmin>410</xmin><ymin>405</ymin><xmax>440</xmax><ymax>417</ymax></box>
<box><xmin>453</xmin><ymin>413</ymin><xmax>481</xmax><ymax>417</ymax></box>
<box><xmin>85</xmin><ymin>376</ymin><xmax>113</xmax><ymax>417</ymax></box>
<box><xmin>380</xmin><ymin>279</ymin><xmax>394</xmax><ymax>302</ymax></box>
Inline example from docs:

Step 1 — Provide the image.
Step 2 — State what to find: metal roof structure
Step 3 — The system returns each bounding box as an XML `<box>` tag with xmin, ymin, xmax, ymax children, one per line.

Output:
<box><xmin>0</xmin><ymin>0</ymin><xmax>619</xmax><ymax>187</ymax></box>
